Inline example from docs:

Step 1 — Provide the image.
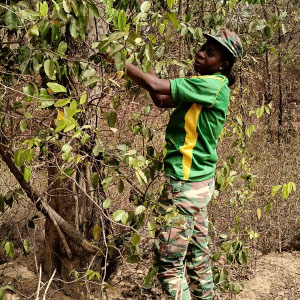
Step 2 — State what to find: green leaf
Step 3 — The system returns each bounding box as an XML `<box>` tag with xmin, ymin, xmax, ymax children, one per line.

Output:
<box><xmin>23</xmin><ymin>239</ymin><xmax>29</xmax><ymax>254</ymax></box>
<box><xmin>101</xmin><ymin>176</ymin><xmax>113</xmax><ymax>192</ymax></box>
<box><xmin>98</xmin><ymin>40</ymin><xmax>110</xmax><ymax>53</ymax></box>
<box><xmin>57</xmin><ymin>41</ymin><xmax>68</xmax><ymax>56</ymax></box>
<box><xmin>62</xmin><ymin>144</ymin><xmax>72</xmax><ymax>161</ymax></box>
<box><xmin>83</xmin><ymin>69</ymin><xmax>96</xmax><ymax>78</ymax></box>
<box><xmin>136</xmin><ymin>169</ymin><xmax>147</xmax><ymax>184</ymax></box>
<box><xmin>257</xmin><ymin>208</ymin><xmax>262</xmax><ymax>220</ymax></box>
<box><xmin>142</xmin><ymin>58</ymin><xmax>151</xmax><ymax>73</ymax></box>
<box><xmin>33</xmin><ymin>57</ymin><xmax>42</xmax><ymax>75</ymax></box>
<box><xmin>168</xmin><ymin>12</ymin><xmax>179</xmax><ymax>29</ymax></box>
<box><xmin>71</xmin><ymin>0</ymin><xmax>79</xmax><ymax>16</ymax></box>
<box><xmin>55</xmin><ymin>119</ymin><xmax>68</xmax><ymax>132</ymax></box>
<box><xmin>135</xmin><ymin>205</ymin><xmax>146</xmax><ymax>215</ymax></box>
<box><xmin>55</xmin><ymin>98</ymin><xmax>70</xmax><ymax>107</ymax></box>
<box><xmin>118</xmin><ymin>10</ymin><xmax>126</xmax><ymax>31</ymax></box>
<box><xmin>88</xmin><ymin>2</ymin><xmax>99</xmax><ymax>17</ymax></box>
<box><xmin>108</xmin><ymin>31</ymin><xmax>126</xmax><ymax>42</ymax></box>
<box><xmin>158</xmin><ymin>23</ymin><xmax>165</xmax><ymax>35</ymax></box>
<box><xmin>167</xmin><ymin>0</ymin><xmax>175</xmax><ymax>9</ymax></box>
<box><xmin>234</xmin><ymin>283</ymin><xmax>243</xmax><ymax>294</ymax></box>
<box><xmin>238</xmin><ymin>250</ymin><xmax>249</xmax><ymax>265</ymax></box>
<box><xmin>4</xmin><ymin>241</ymin><xmax>15</xmax><ymax>258</ymax></box>
<box><xmin>23</xmin><ymin>83</ymin><xmax>35</xmax><ymax>101</ymax></box>
<box><xmin>40</xmin><ymin>100</ymin><xmax>54</xmax><ymax>108</ymax></box>
<box><xmin>121</xmin><ymin>212</ymin><xmax>129</xmax><ymax>225</ymax></box>
<box><xmin>19</xmin><ymin>9</ymin><xmax>40</xmax><ymax>21</ymax></box>
<box><xmin>114</xmin><ymin>52</ymin><xmax>125</xmax><ymax>71</ymax></box>
<box><xmin>20</xmin><ymin>120</ymin><xmax>27</xmax><ymax>132</ymax></box>
<box><xmin>271</xmin><ymin>185</ymin><xmax>282</xmax><ymax>197</ymax></box>
<box><xmin>147</xmin><ymin>221</ymin><xmax>155</xmax><ymax>238</ymax></box>
<box><xmin>44</xmin><ymin>59</ymin><xmax>56</xmax><ymax>80</ymax></box>
<box><xmin>212</xmin><ymin>252</ymin><xmax>222</xmax><ymax>261</ymax></box>
<box><xmin>47</xmin><ymin>82</ymin><xmax>67</xmax><ymax>93</ymax></box>
<box><xmin>24</xmin><ymin>166</ymin><xmax>31</xmax><ymax>182</ymax></box>
<box><xmin>0</xmin><ymin>288</ymin><xmax>4</xmax><ymax>300</ymax></box>
<box><xmin>81</xmin><ymin>132</ymin><xmax>90</xmax><ymax>145</ymax></box>
<box><xmin>112</xmin><ymin>209</ymin><xmax>126</xmax><ymax>222</ymax></box>
<box><xmin>40</xmin><ymin>1</ymin><xmax>48</xmax><ymax>17</ymax></box>
<box><xmin>64</xmin><ymin>118</ymin><xmax>76</xmax><ymax>132</ymax></box>
<box><xmin>91</xmin><ymin>172</ymin><xmax>99</xmax><ymax>188</ymax></box>
<box><xmin>180</xmin><ymin>25</ymin><xmax>188</xmax><ymax>36</ymax></box>
<box><xmin>5</xmin><ymin>10</ymin><xmax>20</xmax><ymax>31</ymax></box>
<box><xmin>51</xmin><ymin>23</ymin><xmax>59</xmax><ymax>41</ymax></box>
<box><xmin>92</xmin><ymin>224</ymin><xmax>102</xmax><ymax>241</ymax></box>
<box><xmin>65</xmin><ymin>100</ymin><xmax>78</xmax><ymax>118</ymax></box>
<box><xmin>290</xmin><ymin>181</ymin><xmax>296</xmax><ymax>192</ymax></box>
<box><xmin>132</xmin><ymin>232</ymin><xmax>141</xmax><ymax>246</ymax></box>
<box><xmin>109</xmin><ymin>43</ymin><xmax>124</xmax><ymax>57</ymax></box>
<box><xmin>14</xmin><ymin>150</ymin><xmax>25</xmax><ymax>167</ymax></box>
<box><xmin>219</xmin><ymin>268</ymin><xmax>228</xmax><ymax>284</ymax></box>
<box><xmin>2</xmin><ymin>285</ymin><xmax>15</xmax><ymax>293</ymax></box>
<box><xmin>40</xmin><ymin>22</ymin><xmax>50</xmax><ymax>39</ymax></box>
<box><xmin>69</xmin><ymin>17</ymin><xmax>79</xmax><ymax>39</ymax></box>
<box><xmin>144</xmin><ymin>266</ymin><xmax>157</xmax><ymax>288</ymax></box>
<box><xmin>80</xmin><ymin>93</ymin><xmax>87</xmax><ymax>104</ymax></box>
<box><xmin>103</xmin><ymin>198</ymin><xmax>112</xmax><ymax>209</ymax></box>
<box><xmin>221</xmin><ymin>241</ymin><xmax>232</xmax><ymax>253</ymax></box>
<box><xmin>141</xmin><ymin>1</ymin><xmax>151</xmax><ymax>13</ymax></box>
<box><xmin>145</xmin><ymin>44</ymin><xmax>154</xmax><ymax>61</ymax></box>
<box><xmin>108</xmin><ymin>111</ymin><xmax>117</xmax><ymax>127</ymax></box>
<box><xmin>25</xmin><ymin>149</ymin><xmax>34</xmax><ymax>163</ymax></box>
<box><xmin>29</xmin><ymin>24</ymin><xmax>39</xmax><ymax>36</ymax></box>
<box><xmin>63</xmin><ymin>0</ymin><xmax>72</xmax><ymax>13</ymax></box>
<box><xmin>84</xmin><ymin>76</ymin><xmax>100</xmax><ymax>87</ymax></box>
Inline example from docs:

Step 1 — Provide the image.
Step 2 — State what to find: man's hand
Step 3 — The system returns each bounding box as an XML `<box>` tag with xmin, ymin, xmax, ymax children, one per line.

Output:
<box><xmin>99</xmin><ymin>49</ymin><xmax>173</xmax><ymax>107</ymax></box>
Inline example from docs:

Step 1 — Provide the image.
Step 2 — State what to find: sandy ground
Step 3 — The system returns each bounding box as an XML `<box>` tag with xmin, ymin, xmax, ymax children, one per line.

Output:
<box><xmin>2</xmin><ymin>251</ymin><xmax>300</xmax><ymax>300</ymax></box>
<box><xmin>236</xmin><ymin>251</ymin><xmax>300</xmax><ymax>300</ymax></box>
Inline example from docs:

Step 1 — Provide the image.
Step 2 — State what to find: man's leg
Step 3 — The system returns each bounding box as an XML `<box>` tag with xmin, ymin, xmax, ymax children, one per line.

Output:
<box><xmin>153</xmin><ymin>179</ymin><xmax>193</xmax><ymax>300</ymax></box>
<box><xmin>186</xmin><ymin>208</ymin><xmax>214</xmax><ymax>300</ymax></box>
<box><xmin>184</xmin><ymin>179</ymin><xmax>215</xmax><ymax>300</ymax></box>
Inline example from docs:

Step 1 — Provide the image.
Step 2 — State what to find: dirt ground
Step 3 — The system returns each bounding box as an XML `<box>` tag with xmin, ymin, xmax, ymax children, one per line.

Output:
<box><xmin>1</xmin><ymin>250</ymin><xmax>300</xmax><ymax>300</ymax></box>
<box><xmin>236</xmin><ymin>251</ymin><xmax>300</xmax><ymax>300</ymax></box>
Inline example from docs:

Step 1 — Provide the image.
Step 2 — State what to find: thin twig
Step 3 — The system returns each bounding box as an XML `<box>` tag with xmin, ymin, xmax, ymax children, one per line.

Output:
<box><xmin>43</xmin><ymin>269</ymin><xmax>57</xmax><ymax>300</ymax></box>
<box><xmin>35</xmin><ymin>264</ymin><xmax>42</xmax><ymax>300</ymax></box>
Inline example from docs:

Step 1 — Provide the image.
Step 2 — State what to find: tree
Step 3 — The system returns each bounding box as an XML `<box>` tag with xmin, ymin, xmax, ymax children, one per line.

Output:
<box><xmin>0</xmin><ymin>0</ymin><xmax>298</xmax><ymax>298</ymax></box>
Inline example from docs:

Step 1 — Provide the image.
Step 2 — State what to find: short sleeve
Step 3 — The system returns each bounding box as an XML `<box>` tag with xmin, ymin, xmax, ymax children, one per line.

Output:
<box><xmin>169</xmin><ymin>75</ymin><xmax>228</xmax><ymax>107</ymax></box>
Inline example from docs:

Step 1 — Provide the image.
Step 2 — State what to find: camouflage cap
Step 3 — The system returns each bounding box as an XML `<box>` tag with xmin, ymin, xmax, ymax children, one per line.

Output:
<box><xmin>203</xmin><ymin>28</ymin><xmax>243</xmax><ymax>58</ymax></box>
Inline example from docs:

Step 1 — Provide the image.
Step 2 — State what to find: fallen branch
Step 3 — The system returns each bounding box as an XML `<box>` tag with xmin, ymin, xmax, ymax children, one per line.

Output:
<box><xmin>0</xmin><ymin>142</ymin><xmax>100</xmax><ymax>255</ymax></box>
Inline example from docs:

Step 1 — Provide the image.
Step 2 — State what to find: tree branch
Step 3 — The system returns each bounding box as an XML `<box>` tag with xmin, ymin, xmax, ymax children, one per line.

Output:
<box><xmin>0</xmin><ymin>142</ymin><xmax>100</xmax><ymax>255</ymax></box>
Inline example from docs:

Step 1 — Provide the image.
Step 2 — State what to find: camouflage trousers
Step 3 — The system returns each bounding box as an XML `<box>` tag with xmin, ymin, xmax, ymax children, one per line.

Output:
<box><xmin>153</xmin><ymin>177</ymin><xmax>215</xmax><ymax>300</ymax></box>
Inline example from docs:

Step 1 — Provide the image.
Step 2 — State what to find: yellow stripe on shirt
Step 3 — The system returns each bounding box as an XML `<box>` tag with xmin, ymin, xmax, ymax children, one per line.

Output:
<box><xmin>180</xmin><ymin>103</ymin><xmax>202</xmax><ymax>180</ymax></box>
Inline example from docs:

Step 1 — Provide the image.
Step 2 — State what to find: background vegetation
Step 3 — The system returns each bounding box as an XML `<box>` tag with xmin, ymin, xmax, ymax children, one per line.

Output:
<box><xmin>0</xmin><ymin>0</ymin><xmax>299</xmax><ymax>299</ymax></box>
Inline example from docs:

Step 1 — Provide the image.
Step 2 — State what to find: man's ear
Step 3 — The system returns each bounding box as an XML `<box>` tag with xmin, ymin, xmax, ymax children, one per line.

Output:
<box><xmin>221</xmin><ymin>61</ymin><xmax>229</xmax><ymax>70</ymax></box>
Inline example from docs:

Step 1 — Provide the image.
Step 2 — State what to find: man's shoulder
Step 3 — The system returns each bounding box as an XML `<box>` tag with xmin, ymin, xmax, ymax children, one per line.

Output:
<box><xmin>190</xmin><ymin>74</ymin><xmax>228</xmax><ymax>82</ymax></box>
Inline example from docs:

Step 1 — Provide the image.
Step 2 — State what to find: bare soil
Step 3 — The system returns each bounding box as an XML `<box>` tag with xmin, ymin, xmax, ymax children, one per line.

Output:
<box><xmin>236</xmin><ymin>251</ymin><xmax>300</xmax><ymax>300</ymax></box>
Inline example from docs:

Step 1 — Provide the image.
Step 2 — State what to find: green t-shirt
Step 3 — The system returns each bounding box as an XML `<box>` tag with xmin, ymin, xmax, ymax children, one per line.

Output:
<box><xmin>164</xmin><ymin>74</ymin><xmax>230</xmax><ymax>181</ymax></box>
